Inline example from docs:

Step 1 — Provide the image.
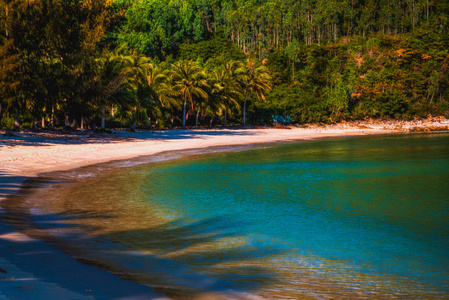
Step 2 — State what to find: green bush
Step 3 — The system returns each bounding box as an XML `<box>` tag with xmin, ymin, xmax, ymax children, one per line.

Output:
<box><xmin>0</xmin><ymin>116</ymin><xmax>14</xmax><ymax>129</ymax></box>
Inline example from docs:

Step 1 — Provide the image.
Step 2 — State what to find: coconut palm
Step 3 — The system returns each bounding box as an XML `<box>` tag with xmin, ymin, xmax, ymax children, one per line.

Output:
<box><xmin>143</xmin><ymin>62</ymin><xmax>171</xmax><ymax>128</ymax></box>
<box><xmin>154</xmin><ymin>61</ymin><xmax>182</xmax><ymax>127</ymax></box>
<box><xmin>121</xmin><ymin>49</ymin><xmax>153</xmax><ymax>85</ymax></box>
<box><xmin>237</xmin><ymin>59</ymin><xmax>271</xmax><ymax>127</ymax></box>
<box><xmin>157</xmin><ymin>74</ymin><xmax>181</xmax><ymax>128</ymax></box>
<box><xmin>90</xmin><ymin>52</ymin><xmax>133</xmax><ymax>128</ymax></box>
<box><xmin>170</xmin><ymin>60</ymin><xmax>208</xmax><ymax>129</ymax></box>
<box><xmin>210</xmin><ymin>61</ymin><xmax>242</xmax><ymax>127</ymax></box>
<box><xmin>119</xmin><ymin>50</ymin><xmax>169</xmax><ymax>129</ymax></box>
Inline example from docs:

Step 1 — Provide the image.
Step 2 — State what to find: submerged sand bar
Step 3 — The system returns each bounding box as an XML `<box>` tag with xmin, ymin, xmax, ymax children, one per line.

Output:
<box><xmin>0</xmin><ymin>124</ymin><xmax>447</xmax><ymax>299</ymax></box>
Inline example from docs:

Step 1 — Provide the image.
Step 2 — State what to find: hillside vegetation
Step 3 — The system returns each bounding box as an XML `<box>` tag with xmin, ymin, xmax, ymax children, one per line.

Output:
<box><xmin>1</xmin><ymin>0</ymin><xmax>448</xmax><ymax>129</ymax></box>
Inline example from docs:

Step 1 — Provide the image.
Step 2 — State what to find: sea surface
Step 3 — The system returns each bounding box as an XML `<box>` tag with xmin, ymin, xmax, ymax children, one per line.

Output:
<box><xmin>5</xmin><ymin>133</ymin><xmax>449</xmax><ymax>299</ymax></box>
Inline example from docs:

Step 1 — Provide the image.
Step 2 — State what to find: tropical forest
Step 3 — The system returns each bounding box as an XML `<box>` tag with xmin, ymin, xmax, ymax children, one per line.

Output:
<box><xmin>1</xmin><ymin>0</ymin><xmax>449</xmax><ymax>130</ymax></box>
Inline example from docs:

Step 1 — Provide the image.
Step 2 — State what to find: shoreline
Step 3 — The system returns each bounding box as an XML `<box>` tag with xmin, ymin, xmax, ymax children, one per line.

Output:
<box><xmin>0</xmin><ymin>126</ymin><xmax>402</xmax><ymax>177</ymax></box>
<box><xmin>1</xmin><ymin>124</ymin><xmax>448</xmax><ymax>299</ymax></box>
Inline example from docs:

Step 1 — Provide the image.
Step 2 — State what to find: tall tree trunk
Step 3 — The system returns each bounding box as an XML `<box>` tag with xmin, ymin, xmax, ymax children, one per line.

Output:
<box><xmin>195</xmin><ymin>110</ymin><xmax>199</xmax><ymax>129</ymax></box>
<box><xmin>111</xmin><ymin>104</ymin><xmax>115</xmax><ymax>120</ymax></box>
<box><xmin>224</xmin><ymin>109</ymin><xmax>227</xmax><ymax>127</ymax></box>
<box><xmin>13</xmin><ymin>112</ymin><xmax>20</xmax><ymax>130</ymax></box>
<box><xmin>243</xmin><ymin>89</ymin><xmax>248</xmax><ymax>127</ymax></box>
<box><xmin>292</xmin><ymin>59</ymin><xmax>295</xmax><ymax>81</ymax></box>
<box><xmin>182</xmin><ymin>93</ymin><xmax>187</xmax><ymax>129</ymax></box>
<box><xmin>430</xmin><ymin>89</ymin><xmax>436</xmax><ymax>106</ymax></box>
<box><xmin>51</xmin><ymin>106</ymin><xmax>55</xmax><ymax>127</ymax></box>
<box><xmin>81</xmin><ymin>116</ymin><xmax>84</xmax><ymax>130</ymax></box>
<box><xmin>209</xmin><ymin>114</ymin><xmax>214</xmax><ymax>128</ymax></box>
<box><xmin>65</xmin><ymin>115</ymin><xmax>70</xmax><ymax>127</ymax></box>
<box><xmin>131</xmin><ymin>120</ymin><xmax>137</xmax><ymax>131</ymax></box>
<box><xmin>72</xmin><ymin>119</ymin><xmax>77</xmax><ymax>129</ymax></box>
<box><xmin>237</xmin><ymin>31</ymin><xmax>240</xmax><ymax>48</ymax></box>
<box><xmin>101</xmin><ymin>107</ymin><xmax>106</xmax><ymax>128</ymax></box>
<box><xmin>42</xmin><ymin>116</ymin><xmax>45</xmax><ymax>128</ymax></box>
<box><xmin>5</xmin><ymin>5</ymin><xmax>8</xmax><ymax>38</ymax></box>
<box><xmin>33</xmin><ymin>118</ymin><xmax>38</xmax><ymax>131</ymax></box>
<box><xmin>171</xmin><ymin>110</ymin><xmax>174</xmax><ymax>128</ymax></box>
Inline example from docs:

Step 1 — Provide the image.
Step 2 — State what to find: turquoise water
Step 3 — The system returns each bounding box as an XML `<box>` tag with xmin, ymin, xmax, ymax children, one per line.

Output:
<box><xmin>134</xmin><ymin>133</ymin><xmax>449</xmax><ymax>296</ymax></box>
<box><xmin>12</xmin><ymin>133</ymin><xmax>449</xmax><ymax>298</ymax></box>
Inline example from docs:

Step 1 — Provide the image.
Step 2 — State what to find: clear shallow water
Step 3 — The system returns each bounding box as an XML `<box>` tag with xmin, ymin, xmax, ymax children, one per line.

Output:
<box><xmin>6</xmin><ymin>133</ymin><xmax>449</xmax><ymax>299</ymax></box>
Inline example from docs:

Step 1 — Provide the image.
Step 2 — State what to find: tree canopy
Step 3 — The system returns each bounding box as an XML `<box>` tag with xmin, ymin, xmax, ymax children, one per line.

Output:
<box><xmin>1</xmin><ymin>0</ymin><xmax>448</xmax><ymax>129</ymax></box>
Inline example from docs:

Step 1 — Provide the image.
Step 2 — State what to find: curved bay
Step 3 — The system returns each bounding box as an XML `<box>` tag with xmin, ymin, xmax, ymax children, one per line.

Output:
<box><xmin>6</xmin><ymin>133</ymin><xmax>449</xmax><ymax>299</ymax></box>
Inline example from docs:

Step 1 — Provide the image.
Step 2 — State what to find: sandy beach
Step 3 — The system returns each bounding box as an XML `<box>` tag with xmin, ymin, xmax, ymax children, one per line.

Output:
<box><xmin>1</xmin><ymin>121</ymin><xmax>448</xmax><ymax>299</ymax></box>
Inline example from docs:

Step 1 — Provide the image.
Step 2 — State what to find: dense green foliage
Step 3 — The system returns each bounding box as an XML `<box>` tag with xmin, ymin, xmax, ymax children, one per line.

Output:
<box><xmin>1</xmin><ymin>0</ymin><xmax>448</xmax><ymax>130</ymax></box>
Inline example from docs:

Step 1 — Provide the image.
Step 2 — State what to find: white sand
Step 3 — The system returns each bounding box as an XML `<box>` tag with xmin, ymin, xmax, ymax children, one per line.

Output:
<box><xmin>0</xmin><ymin>125</ymin><xmax>439</xmax><ymax>299</ymax></box>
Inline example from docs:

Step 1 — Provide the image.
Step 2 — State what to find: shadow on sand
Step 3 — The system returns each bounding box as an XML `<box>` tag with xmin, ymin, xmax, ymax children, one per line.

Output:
<box><xmin>0</xmin><ymin>174</ymin><xmax>282</xmax><ymax>299</ymax></box>
<box><xmin>1</xmin><ymin>129</ymin><xmax>258</xmax><ymax>147</ymax></box>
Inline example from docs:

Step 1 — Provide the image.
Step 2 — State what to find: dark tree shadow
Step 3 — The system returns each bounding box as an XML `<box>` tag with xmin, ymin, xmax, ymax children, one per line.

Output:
<box><xmin>1</xmin><ymin>128</ymin><xmax>259</xmax><ymax>147</ymax></box>
<box><xmin>0</xmin><ymin>174</ymin><xmax>283</xmax><ymax>299</ymax></box>
<box><xmin>0</xmin><ymin>172</ymin><xmax>32</xmax><ymax>201</ymax></box>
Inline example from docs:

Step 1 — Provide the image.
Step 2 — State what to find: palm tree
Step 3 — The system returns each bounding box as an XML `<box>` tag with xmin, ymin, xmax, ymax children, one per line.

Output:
<box><xmin>142</xmin><ymin>62</ymin><xmax>170</xmax><ymax>128</ymax></box>
<box><xmin>89</xmin><ymin>52</ymin><xmax>133</xmax><ymax>128</ymax></box>
<box><xmin>121</xmin><ymin>49</ymin><xmax>153</xmax><ymax>85</ymax></box>
<box><xmin>157</xmin><ymin>74</ymin><xmax>181</xmax><ymax>128</ymax></box>
<box><xmin>210</xmin><ymin>61</ymin><xmax>242</xmax><ymax>127</ymax></box>
<box><xmin>170</xmin><ymin>61</ymin><xmax>208</xmax><ymax>129</ymax></box>
<box><xmin>193</xmin><ymin>94</ymin><xmax>209</xmax><ymax>128</ymax></box>
<box><xmin>237</xmin><ymin>59</ymin><xmax>271</xmax><ymax>127</ymax></box>
<box><xmin>120</xmin><ymin>50</ymin><xmax>166</xmax><ymax>130</ymax></box>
